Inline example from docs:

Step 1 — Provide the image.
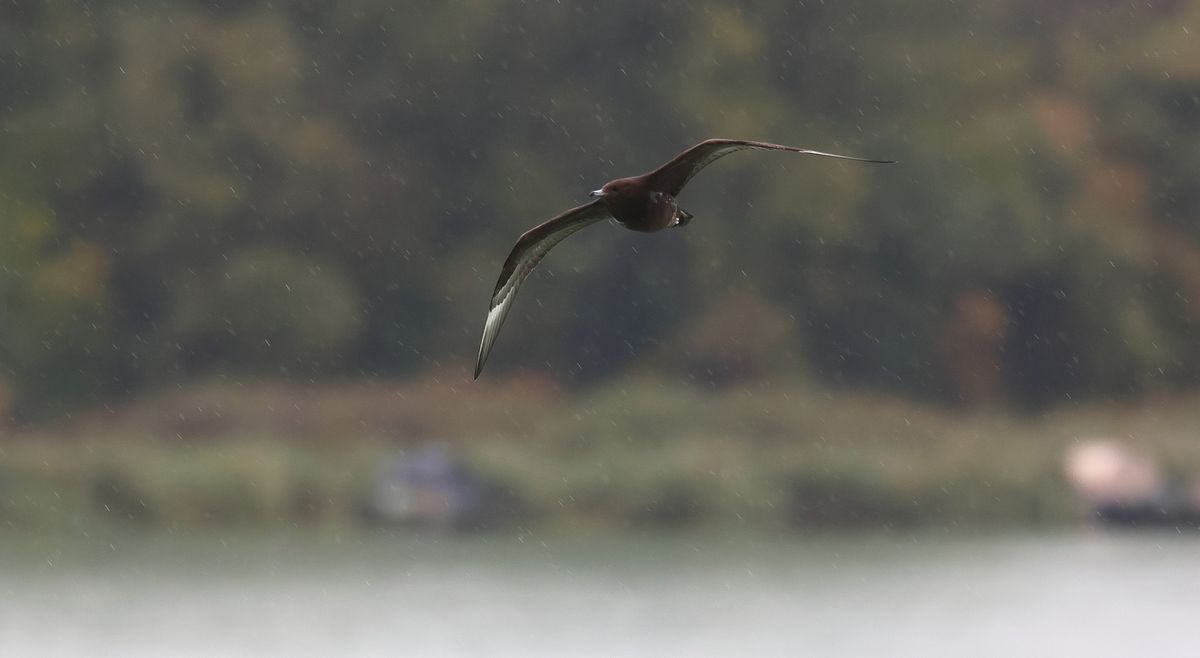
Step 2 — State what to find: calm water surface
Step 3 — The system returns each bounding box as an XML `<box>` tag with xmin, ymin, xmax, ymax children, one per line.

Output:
<box><xmin>1</xmin><ymin>529</ymin><xmax>1196</xmax><ymax>657</ymax></box>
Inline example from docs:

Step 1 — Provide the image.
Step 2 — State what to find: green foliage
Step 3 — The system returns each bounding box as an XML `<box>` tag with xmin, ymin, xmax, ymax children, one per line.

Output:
<box><xmin>2</xmin><ymin>0</ymin><xmax>1200</xmax><ymax>411</ymax></box>
<box><xmin>165</xmin><ymin>247</ymin><xmax>364</xmax><ymax>373</ymax></box>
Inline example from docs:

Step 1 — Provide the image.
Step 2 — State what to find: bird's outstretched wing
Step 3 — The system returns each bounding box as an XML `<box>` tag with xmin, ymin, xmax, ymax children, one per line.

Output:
<box><xmin>475</xmin><ymin>199</ymin><xmax>612</xmax><ymax>379</ymax></box>
<box><xmin>647</xmin><ymin>138</ymin><xmax>894</xmax><ymax>196</ymax></box>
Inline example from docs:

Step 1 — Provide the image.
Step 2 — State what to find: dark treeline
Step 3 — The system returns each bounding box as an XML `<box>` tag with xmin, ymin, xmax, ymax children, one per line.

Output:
<box><xmin>2</xmin><ymin>0</ymin><xmax>1199</xmax><ymax>415</ymax></box>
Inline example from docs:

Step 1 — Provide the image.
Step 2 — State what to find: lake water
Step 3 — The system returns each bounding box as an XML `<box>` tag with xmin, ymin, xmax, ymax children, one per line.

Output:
<box><xmin>1</xmin><ymin>529</ymin><xmax>1196</xmax><ymax>657</ymax></box>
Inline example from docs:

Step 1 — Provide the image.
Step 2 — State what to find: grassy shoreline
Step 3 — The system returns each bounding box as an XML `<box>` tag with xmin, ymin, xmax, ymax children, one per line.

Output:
<box><xmin>3</xmin><ymin>378</ymin><xmax>1199</xmax><ymax>532</ymax></box>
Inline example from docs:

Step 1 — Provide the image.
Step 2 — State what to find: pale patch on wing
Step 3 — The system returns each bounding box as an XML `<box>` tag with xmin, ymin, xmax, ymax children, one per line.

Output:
<box><xmin>474</xmin><ymin>200</ymin><xmax>611</xmax><ymax>379</ymax></box>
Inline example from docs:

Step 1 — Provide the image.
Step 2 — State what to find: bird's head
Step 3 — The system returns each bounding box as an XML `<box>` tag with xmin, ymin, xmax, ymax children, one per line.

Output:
<box><xmin>590</xmin><ymin>178</ymin><xmax>635</xmax><ymax>200</ymax></box>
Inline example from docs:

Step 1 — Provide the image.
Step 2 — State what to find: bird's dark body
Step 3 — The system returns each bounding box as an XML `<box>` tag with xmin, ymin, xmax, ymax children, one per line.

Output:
<box><xmin>473</xmin><ymin>138</ymin><xmax>894</xmax><ymax>378</ymax></box>
<box><xmin>601</xmin><ymin>177</ymin><xmax>686</xmax><ymax>233</ymax></box>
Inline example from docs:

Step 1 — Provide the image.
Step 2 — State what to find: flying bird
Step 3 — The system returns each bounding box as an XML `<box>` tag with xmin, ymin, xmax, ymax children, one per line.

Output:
<box><xmin>474</xmin><ymin>138</ymin><xmax>894</xmax><ymax>379</ymax></box>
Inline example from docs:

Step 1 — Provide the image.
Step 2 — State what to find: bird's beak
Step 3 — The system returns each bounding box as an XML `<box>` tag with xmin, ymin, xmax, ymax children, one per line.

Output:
<box><xmin>589</xmin><ymin>189</ymin><xmax>605</xmax><ymax>198</ymax></box>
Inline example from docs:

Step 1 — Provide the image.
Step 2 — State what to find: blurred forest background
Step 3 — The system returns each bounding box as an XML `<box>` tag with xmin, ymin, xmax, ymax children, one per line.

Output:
<box><xmin>2</xmin><ymin>0</ymin><xmax>1200</xmax><ymax>530</ymax></box>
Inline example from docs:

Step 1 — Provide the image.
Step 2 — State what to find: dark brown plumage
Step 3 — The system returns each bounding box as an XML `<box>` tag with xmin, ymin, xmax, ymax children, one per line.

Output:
<box><xmin>474</xmin><ymin>138</ymin><xmax>894</xmax><ymax>379</ymax></box>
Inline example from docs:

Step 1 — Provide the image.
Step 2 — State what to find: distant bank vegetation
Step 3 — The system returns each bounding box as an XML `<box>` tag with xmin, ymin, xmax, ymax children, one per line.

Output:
<box><xmin>4</xmin><ymin>379</ymin><xmax>1200</xmax><ymax>531</ymax></box>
